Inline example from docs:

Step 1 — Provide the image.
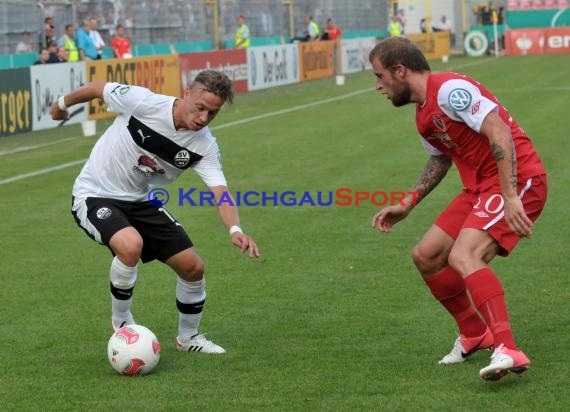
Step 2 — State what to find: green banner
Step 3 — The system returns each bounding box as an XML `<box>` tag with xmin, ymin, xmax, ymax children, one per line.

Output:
<box><xmin>506</xmin><ymin>9</ymin><xmax>570</xmax><ymax>28</ymax></box>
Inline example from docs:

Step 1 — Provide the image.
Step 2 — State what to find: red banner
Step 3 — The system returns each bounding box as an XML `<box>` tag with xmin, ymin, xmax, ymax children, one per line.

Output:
<box><xmin>178</xmin><ymin>49</ymin><xmax>248</xmax><ymax>95</ymax></box>
<box><xmin>506</xmin><ymin>27</ymin><xmax>570</xmax><ymax>55</ymax></box>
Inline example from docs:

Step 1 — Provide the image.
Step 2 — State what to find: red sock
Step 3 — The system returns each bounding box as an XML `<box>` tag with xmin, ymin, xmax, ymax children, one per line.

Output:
<box><xmin>424</xmin><ymin>267</ymin><xmax>487</xmax><ymax>337</ymax></box>
<box><xmin>464</xmin><ymin>267</ymin><xmax>517</xmax><ymax>349</ymax></box>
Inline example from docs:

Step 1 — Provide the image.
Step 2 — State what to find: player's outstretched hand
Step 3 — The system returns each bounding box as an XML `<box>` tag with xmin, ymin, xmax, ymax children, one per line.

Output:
<box><xmin>371</xmin><ymin>205</ymin><xmax>411</xmax><ymax>233</ymax></box>
<box><xmin>231</xmin><ymin>233</ymin><xmax>261</xmax><ymax>257</ymax></box>
<box><xmin>50</xmin><ymin>100</ymin><xmax>69</xmax><ymax>121</ymax></box>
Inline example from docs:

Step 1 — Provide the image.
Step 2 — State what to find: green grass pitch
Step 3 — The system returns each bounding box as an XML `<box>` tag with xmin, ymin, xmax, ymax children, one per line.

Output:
<box><xmin>1</xmin><ymin>54</ymin><xmax>569</xmax><ymax>411</ymax></box>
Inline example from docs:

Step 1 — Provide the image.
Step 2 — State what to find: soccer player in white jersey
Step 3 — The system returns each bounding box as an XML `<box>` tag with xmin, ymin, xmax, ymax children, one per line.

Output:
<box><xmin>51</xmin><ymin>70</ymin><xmax>260</xmax><ymax>354</ymax></box>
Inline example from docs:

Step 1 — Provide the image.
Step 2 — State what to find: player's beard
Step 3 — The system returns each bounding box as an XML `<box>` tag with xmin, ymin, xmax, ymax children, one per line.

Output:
<box><xmin>390</xmin><ymin>82</ymin><xmax>412</xmax><ymax>107</ymax></box>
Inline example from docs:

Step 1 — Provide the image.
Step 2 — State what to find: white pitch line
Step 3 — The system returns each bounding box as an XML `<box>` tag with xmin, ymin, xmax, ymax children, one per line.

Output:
<box><xmin>0</xmin><ymin>56</ymin><xmax>510</xmax><ymax>187</ymax></box>
<box><xmin>0</xmin><ymin>159</ymin><xmax>87</xmax><ymax>186</ymax></box>
<box><xmin>0</xmin><ymin>137</ymin><xmax>78</xmax><ymax>156</ymax></box>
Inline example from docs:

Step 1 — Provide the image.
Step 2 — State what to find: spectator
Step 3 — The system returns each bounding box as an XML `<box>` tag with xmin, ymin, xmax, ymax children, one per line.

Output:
<box><xmin>56</xmin><ymin>46</ymin><xmax>69</xmax><ymax>62</ymax></box>
<box><xmin>76</xmin><ymin>18</ymin><xmax>98</xmax><ymax>61</ymax></box>
<box><xmin>321</xmin><ymin>18</ymin><xmax>343</xmax><ymax>41</ymax></box>
<box><xmin>396</xmin><ymin>9</ymin><xmax>407</xmax><ymax>34</ymax></box>
<box><xmin>59</xmin><ymin>24</ymin><xmax>79</xmax><ymax>62</ymax></box>
<box><xmin>111</xmin><ymin>24</ymin><xmax>132</xmax><ymax>58</ymax></box>
<box><xmin>46</xmin><ymin>40</ymin><xmax>61</xmax><ymax>63</ymax></box>
<box><xmin>234</xmin><ymin>15</ymin><xmax>250</xmax><ymax>48</ymax></box>
<box><xmin>305</xmin><ymin>16</ymin><xmax>320</xmax><ymax>41</ymax></box>
<box><xmin>15</xmin><ymin>32</ymin><xmax>34</xmax><ymax>54</ymax></box>
<box><xmin>482</xmin><ymin>4</ymin><xmax>493</xmax><ymax>24</ymax></box>
<box><xmin>43</xmin><ymin>17</ymin><xmax>56</xmax><ymax>49</ymax></box>
<box><xmin>497</xmin><ymin>6</ymin><xmax>505</xmax><ymax>24</ymax></box>
<box><xmin>34</xmin><ymin>47</ymin><xmax>50</xmax><ymax>65</ymax></box>
<box><xmin>89</xmin><ymin>16</ymin><xmax>106</xmax><ymax>59</ymax></box>
<box><xmin>433</xmin><ymin>15</ymin><xmax>452</xmax><ymax>32</ymax></box>
<box><xmin>388</xmin><ymin>15</ymin><xmax>402</xmax><ymax>37</ymax></box>
<box><xmin>433</xmin><ymin>15</ymin><xmax>454</xmax><ymax>47</ymax></box>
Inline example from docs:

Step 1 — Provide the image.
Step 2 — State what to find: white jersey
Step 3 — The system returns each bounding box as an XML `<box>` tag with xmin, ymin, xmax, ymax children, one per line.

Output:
<box><xmin>73</xmin><ymin>83</ymin><xmax>227</xmax><ymax>201</ymax></box>
<box><xmin>89</xmin><ymin>29</ymin><xmax>105</xmax><ymax>51</ymax></box>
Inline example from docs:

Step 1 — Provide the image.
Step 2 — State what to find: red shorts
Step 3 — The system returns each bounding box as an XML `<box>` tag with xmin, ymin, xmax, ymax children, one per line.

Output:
<box><xmin>435</xmin><ymin>175</ymin><xmax>548</xmax><ymax>256</ymax></box>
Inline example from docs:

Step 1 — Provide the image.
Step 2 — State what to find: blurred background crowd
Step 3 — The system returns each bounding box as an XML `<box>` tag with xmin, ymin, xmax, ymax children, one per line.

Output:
<box><xmin>1</xmin><ymin>0</ymin><xmax>390</xmax><ymax>56</ymax></box>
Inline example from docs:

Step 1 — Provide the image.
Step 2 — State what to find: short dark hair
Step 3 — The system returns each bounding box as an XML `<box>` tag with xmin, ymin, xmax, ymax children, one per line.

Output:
<box><xmin>369</xmin><ymin>37</ymin><xmax>430</xmax><ymax>73</ymax></box>
<box><xmin>191</xmin><ymin>70</ymin><xmax>234</xmax><ymax>105</ymax></box>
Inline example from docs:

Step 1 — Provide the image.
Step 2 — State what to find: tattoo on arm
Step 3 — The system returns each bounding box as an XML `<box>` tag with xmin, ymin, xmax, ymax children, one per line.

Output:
<box><xmin>491</xmin><ymin>143</ymin><xmax>505</xmax><ymax>161</ymax></box>
<box><xmin>510</xmin><ymin>140</ymin><xmax>517</xmax><ymax>191</ymax></box>
<box><xmin>492</xmin><ymin>141</ymin><xmax>517</xmax><ymax>191</ymax></box>
<box><xmin>412</xmin><ymin>155</ymin><xmax>452</xmax><ymax>205</ymax></box>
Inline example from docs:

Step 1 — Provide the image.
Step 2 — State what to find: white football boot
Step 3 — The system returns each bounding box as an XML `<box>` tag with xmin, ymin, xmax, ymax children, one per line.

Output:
<box><xmin>111</xmin><ymin>315</ymin><xmax>136</xmax><ymax>331</ymax></box>
<box><xmin>479</xmin><ymin>344</ymin><xmax>531</xmax><ymax>381</ymax></box>
<box><xmin>439</xmin><ymin>327</ymin><xmax>494</xmax><ymax>365</ymax></box>
<box><xmin>176</xmin><ymin>333</ymin><xmax>226</xmax><ymax>354</ymax></box>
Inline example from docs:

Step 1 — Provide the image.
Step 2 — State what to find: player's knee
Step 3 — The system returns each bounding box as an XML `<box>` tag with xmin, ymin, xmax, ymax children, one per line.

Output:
<box><xmin>179</xmin><ymin>258</ymin><xmax>205</xmax><ymax>281</ymax></box>
<box><xmin>447</xmin><ymin>247</ymin><xmax>468</xmax><ymax>275</ymax></box>
<box><xmin>412</xmin><ymin>244</ymin><xmax>445</xmax><ymax>275</ymax></box>
<box><xmin>411</xmin><ymin>244</ymin><xmax>423</xmax><ymax>267</ymax></box>
<box><xmin>112</xmin><ymin>233</ymin><xmax>143</xmax><ymax>267</ymax></box>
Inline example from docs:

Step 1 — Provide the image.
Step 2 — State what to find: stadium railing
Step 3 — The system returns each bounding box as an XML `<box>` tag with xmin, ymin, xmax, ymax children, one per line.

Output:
<box><xmin>172</xmin><ymin>40</ymin><xmax>215</xmax><ymax>53</ymax></box>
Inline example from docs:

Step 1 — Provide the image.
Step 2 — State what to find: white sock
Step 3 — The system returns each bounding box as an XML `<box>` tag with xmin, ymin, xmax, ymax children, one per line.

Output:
<box><xmin>109</xmin><ymin>256</ymin><xmax>137</xmax><ymax>326</ymax></box>
<box><xmin>176</xmin><ymin>277</ymin><xmax>206</xmax><ymax>340</ymax></box>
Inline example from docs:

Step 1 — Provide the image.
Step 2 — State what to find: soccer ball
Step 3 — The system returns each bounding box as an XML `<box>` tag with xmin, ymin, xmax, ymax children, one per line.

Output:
<box><xmin>107</xmin><ymin>325</ymin><xmax>161</xmax><ymax>376</ymax></box>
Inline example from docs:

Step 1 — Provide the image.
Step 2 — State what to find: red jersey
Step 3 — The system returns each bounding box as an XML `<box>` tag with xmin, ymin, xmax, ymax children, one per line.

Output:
<box><xmin>111</xmin><ymin>37</ymin><xmax>132</xmax><ymax>58</ymax></box>
<box><xmin>327</xmin><ymin>27</ymin><xmax>343</xmax><ymax>41</ymax></box>
<box><xmin>416</xmin><ymin>72</ymin><xmax>545</xmax><ymax>192</ymax></box>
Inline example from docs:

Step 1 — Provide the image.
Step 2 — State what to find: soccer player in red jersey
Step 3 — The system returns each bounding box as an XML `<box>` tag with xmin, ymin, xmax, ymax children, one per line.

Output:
<box><xmin>368</xmin><ymin>37</ymin><xmax>547</xmax><ymax>381</ymax></box>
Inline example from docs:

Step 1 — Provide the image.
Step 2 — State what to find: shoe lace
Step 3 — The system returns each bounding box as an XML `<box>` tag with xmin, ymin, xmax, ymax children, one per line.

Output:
<box><xmin>491</xmin><ymin>343</ymin><xmax>505</xmax><ymax>359</ymax></box>
<box><xmin>191</xmin><ymin>333</ymin><xmax>210</xmax><ymax>345</ymax></box>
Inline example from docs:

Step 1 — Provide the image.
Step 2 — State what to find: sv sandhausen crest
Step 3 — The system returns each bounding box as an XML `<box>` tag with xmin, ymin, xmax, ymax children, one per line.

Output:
<box><xmin>174</xmin><ymin>149</ymin><xmax>191</xmax><ymax>167</ymax></box>
<box><xmin>96</xmin><ymin>207</ymin><xmax>112</xmax><ymax>219</ymax></box>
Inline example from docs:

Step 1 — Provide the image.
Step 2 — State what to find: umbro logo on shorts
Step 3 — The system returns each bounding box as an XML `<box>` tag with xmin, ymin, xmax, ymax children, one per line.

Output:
<box><xmin>474</xmin><ymin>211</ymin><xmax>489</xmax><ymax>218</ymax></box>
